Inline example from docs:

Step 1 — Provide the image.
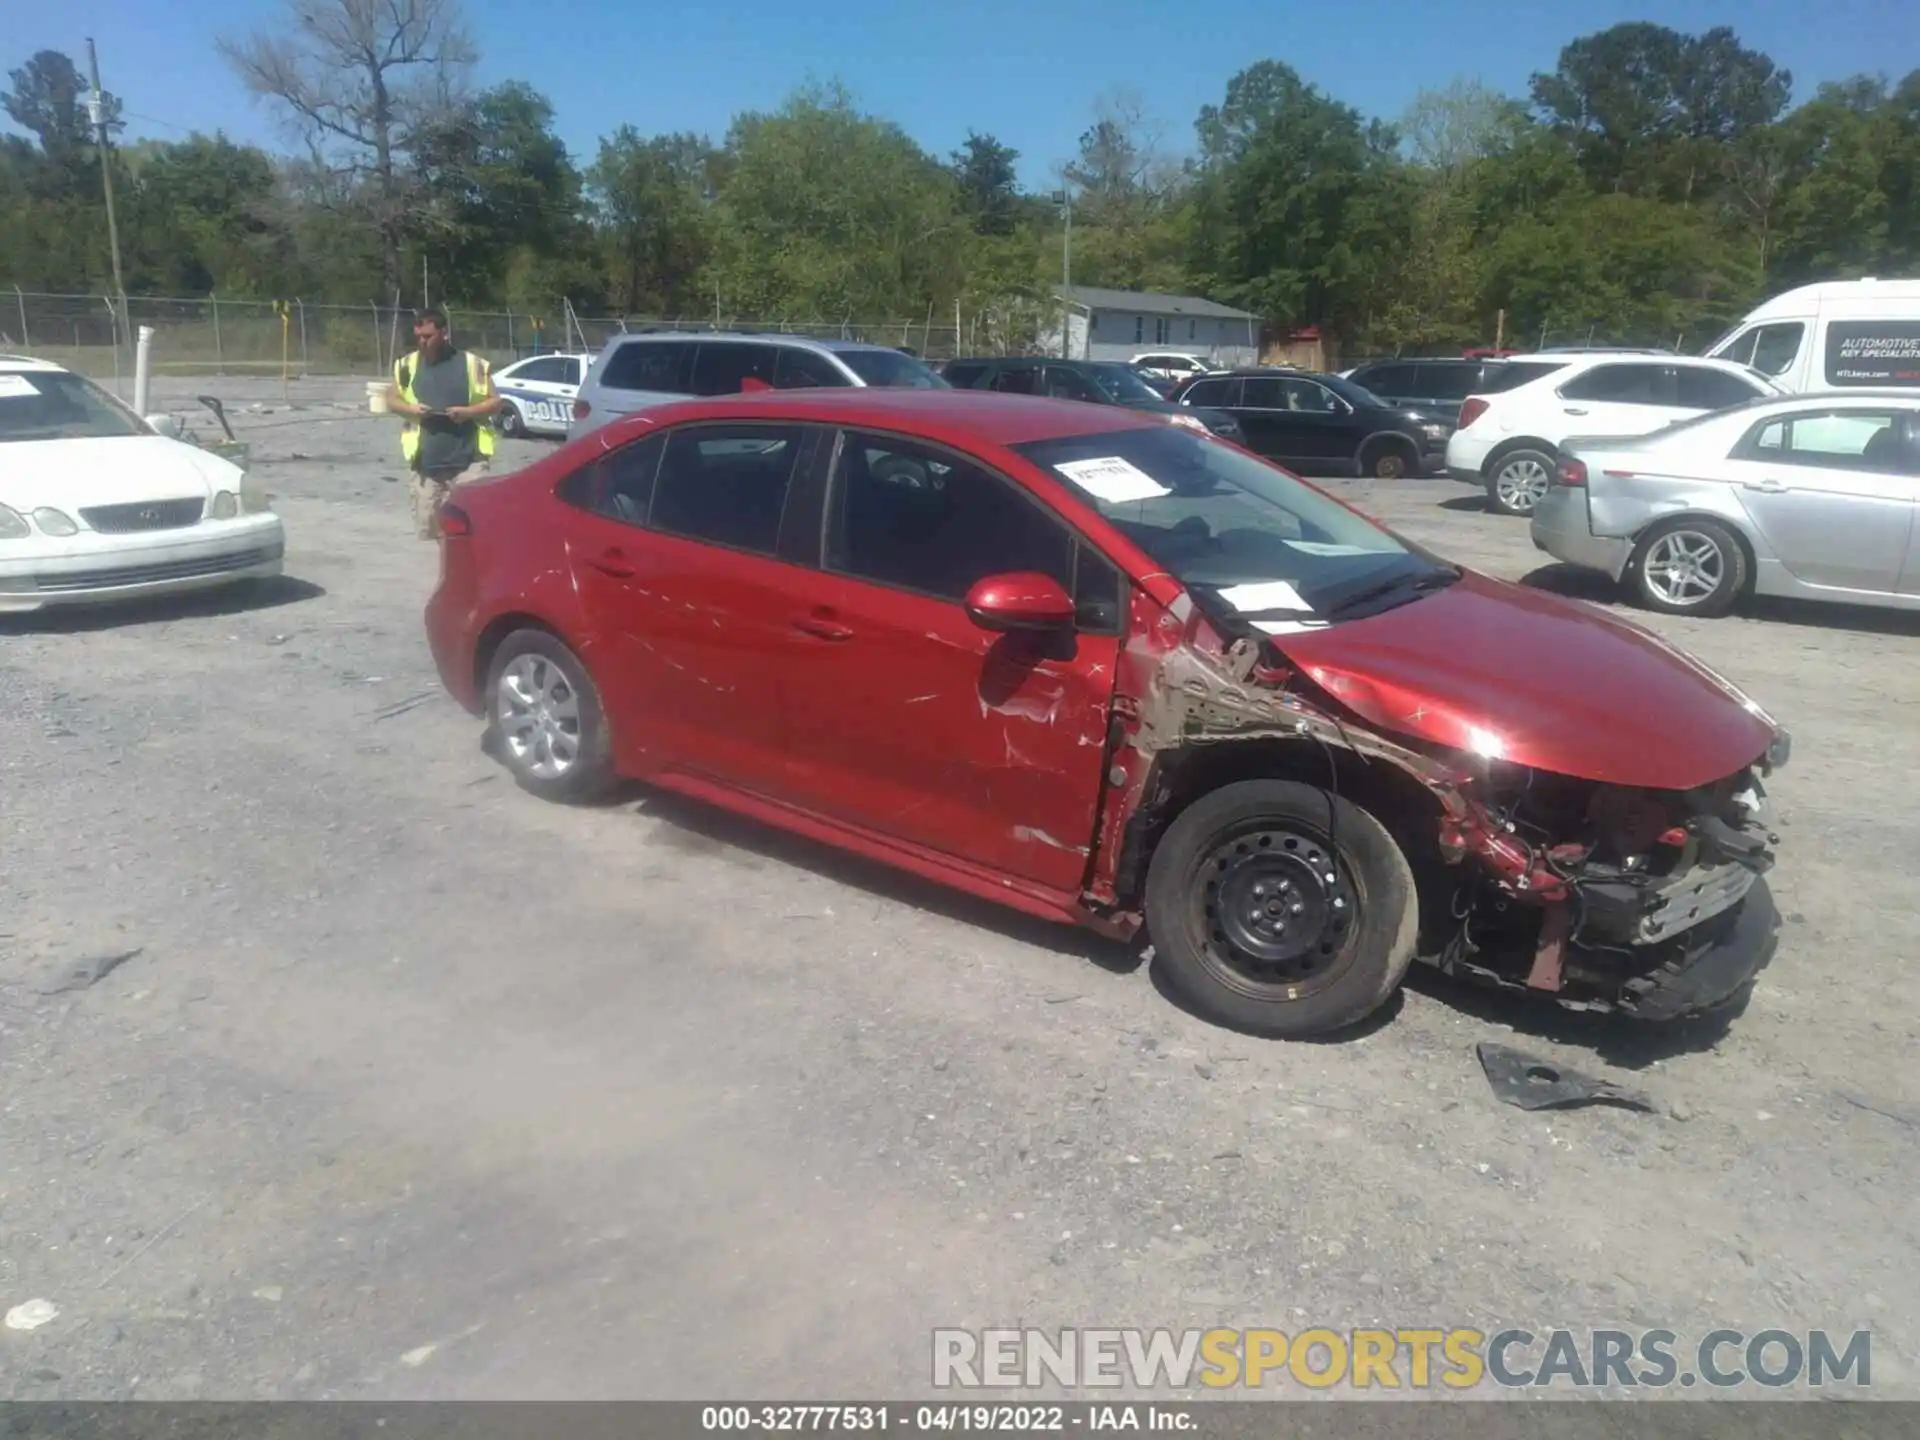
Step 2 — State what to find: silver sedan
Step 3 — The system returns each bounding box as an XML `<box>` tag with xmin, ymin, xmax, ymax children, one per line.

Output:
<box><xmin>1529</xmin><ymin>391</ymin><xmax>1920</xmax><ymax>617</ymax></box>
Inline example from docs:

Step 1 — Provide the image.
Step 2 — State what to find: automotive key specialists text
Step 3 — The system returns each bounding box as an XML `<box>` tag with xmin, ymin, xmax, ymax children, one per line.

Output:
<box><xmin>932</xmin><ymin>1326</ymin><xmax>1873</xmax><ymax>1392</ymax></box>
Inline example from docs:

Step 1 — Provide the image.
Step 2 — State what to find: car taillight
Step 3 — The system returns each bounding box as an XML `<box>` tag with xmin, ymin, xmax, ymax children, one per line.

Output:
<box><xmin>1556</xmin><ymin>459</ymin><xmax>1588</xmax><ymax>487</ymax></box>
<box><xmin>1457</xmin><ymin>397</ymin><xmax>1490</xmax><ymax>429</ymax></box>
<box><xmin>440</xmin><ymin>503</ymin><xmax>472</xmax><ymax>536</ymax></box>
<box><xmin>572</xmin><ymin>398</ymin><xmax>591</xmax><ymax>420</ymax></box>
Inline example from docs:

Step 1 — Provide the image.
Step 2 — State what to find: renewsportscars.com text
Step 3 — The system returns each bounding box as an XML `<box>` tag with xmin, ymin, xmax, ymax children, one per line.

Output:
<box><xmin>932</xmin><ymin>1327</ymin><xmax>1872</xmax><ymax>1391</ymax></box>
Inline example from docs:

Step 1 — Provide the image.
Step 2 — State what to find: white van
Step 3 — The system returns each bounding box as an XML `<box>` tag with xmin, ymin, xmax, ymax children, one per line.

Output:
<box><xmin>1704</xmin><ymin>278</ymin><xmax>1920</xmax><ymax>393</ymax></box>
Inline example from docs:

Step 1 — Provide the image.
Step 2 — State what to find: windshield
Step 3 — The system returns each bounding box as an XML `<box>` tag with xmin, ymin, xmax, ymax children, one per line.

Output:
<box><xmin>839</xmin><ymin>349</ymin><xmax>950</xmax><ymax>389</ymax></box>
<box><xmin>0</xmin><ymin>369</ymin><xmax>149</xmax><ymax>442</ymax></box>
<box><xmin>1087</xmin><ymin>363</ymin><xmax>1167</xmax><ymax>403</ymax></box>
<box><xmin>1014</xmin><ymin>425</ymin><xmax>1456</xmax><ymax>627</ymax></box>
<box><xmin>1320</xmin><ymin>374</ymin><xmax>1392</xmax><ymax>410</ymax></box>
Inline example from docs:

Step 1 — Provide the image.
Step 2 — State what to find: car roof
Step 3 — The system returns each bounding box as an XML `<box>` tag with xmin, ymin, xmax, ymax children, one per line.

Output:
<box><xmin>0</xmin><ymin>354</ymin><xmax>69</xmax><ymax>372</ymax></box>
<box><xmin>601</xmin><ymin>331</ymin><xmax>902</xmax><ymax>356</ymax></box>
<box><xmin>599</xmin><ymin>387</ymin><xmax>1165</xmax><ymax>447</ymax></box>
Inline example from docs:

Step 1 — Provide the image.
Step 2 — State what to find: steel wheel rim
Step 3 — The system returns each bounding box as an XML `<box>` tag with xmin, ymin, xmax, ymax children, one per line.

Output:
<box><xmin>1495</xmin><ymin>458</ymin><xmax>1549</xmax><ymax>510</ymax></box>
<box><xmin>496</xmin><ymin>653</ymin><xmax>582</xmax><ymax>779</ymax></box>
<box><xmin>1375</xmin><ymin>452</ymin><xmax>1406</xmax><ymax>480</ymax></box>
<box><xmin>1643</xmin><ymin>530</ymin><xmax>1727</xmax><ymax>607</ymax></box>
<box><xmin>1192</xmin><ymin>824</ymin><xmax>1357</xmax><ymax>1000</ymax></box>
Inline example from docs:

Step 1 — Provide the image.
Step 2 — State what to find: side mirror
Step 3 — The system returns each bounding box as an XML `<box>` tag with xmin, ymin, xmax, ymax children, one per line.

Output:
<box><xmin>147</xmin><ymin>413</ymin><xmax>183</xmax><ymax>438</ymax></box>
<box><xmin>963</xmin><ymin>572</ymin><xmax>1077</xmax><ymax>633</ymax></box>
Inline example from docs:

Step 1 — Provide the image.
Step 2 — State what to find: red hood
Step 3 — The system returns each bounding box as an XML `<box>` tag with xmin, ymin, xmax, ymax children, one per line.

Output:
<box><xmin>1271</xmin><ymin>571</ymin><xmax>1777</xmax><ymax>790</ymax></box>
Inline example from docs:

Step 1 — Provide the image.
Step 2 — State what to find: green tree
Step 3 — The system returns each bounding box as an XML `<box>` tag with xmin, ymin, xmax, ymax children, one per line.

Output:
<box><xmin>950</xmin><ymin>131</ymin><xmax>1021</xmax><ymax>237</ymax></box>
<box><xmin>587</xmin><ymin>127</ymin><xmax>717</xmax><ymax>314</ymax></box>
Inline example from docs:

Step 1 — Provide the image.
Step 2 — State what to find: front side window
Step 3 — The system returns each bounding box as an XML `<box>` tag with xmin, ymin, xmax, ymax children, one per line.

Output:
<box><xmin>599</xmin><ymin>341</ymin><xmax>694</xmax><ymax>395</ymax></box>
<box><xmin>1043</xmin><ymin>366</ymin><xmax>1103</xmax><ymax>402</ymax></box>
<box><xmin>1181</xmin><ymin>378</ymin><xmax>1236</xmax><ymax>407</ymax></box>
<box><xmin>1282</xmin><ymin>378</ymin><xmax>1342</xmax><ymax>414</ymax></box>
<box><xmin>1558</xmin><ymin>363</ymin><xmax>1672</xmax><ymax>406</ymax></box>
<box><xmin>1014</xmin><ymin>425</ymin><xmax>1449</xmax><ymax>627</ymax></box>
<box><xmin>1743</xmin><ymin>410</ymin><xmax>1914</xmax><ymax>472</ymax></box>
<box><xmin>1086</xmin><ymin>364</ymin><xmax>1165</xmax><ymax>402</ymax></box>
<box><xmin>1674</xmin><ymin>366</ymin><xmax>1767</xmax><ymax>411</ymax></box>
<box><xmin>0</xmin><ymin>369</ymin><xmax>147</xmax><ymax>441</ymax></box>
<box><xmin>828</xmin><ymin>432</ymin><xmax>1075</xmax><ymax>604</ymax></box>
<box><xmin>1749</xmin><ymin>323</ymin><xmax>1804</xmax><ymax>377</ymax></box>
<box><xmin>836</xmin><ymin>348</ymin><xmax>949</xmax><ymax>389</ymax></box>
<box><xmin>649</xmin><ymin>424</ymin><xmax>806</xmax><ymax>555</ymax></box>
<box><xmin>774</xmin><ymin>347</ymin><xmax>851</xmax><ymax>390</ymax></box>
<box><xmin>690</xmin><ymin>342</ymin><xmax>778</xmax><ymax>396</ymax></box>
<box><xmin>990</xmin><ymin>365</ymin><xmax>1040</xmax><ymax>396</ymax></box>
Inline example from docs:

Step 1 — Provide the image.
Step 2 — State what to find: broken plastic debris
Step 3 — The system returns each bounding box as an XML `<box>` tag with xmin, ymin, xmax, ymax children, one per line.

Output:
<box><xmin>400</xmin><ymin>1343</ymin><xmax>437</xmax><ymax>1367</ymax></box>
<box><xmin>5</xmin><ymin>1299</ymin><xmax>59</xmax><ymax>1331</ymax></box>
<box><xmin>1476</xmin><ymin>1043</ymin><xmax>1653</xmax><ymax>1113</ymax></box>
<box><xmin>1217</xmin><ymin>580</ymin><xmax>1312</xmax><ymax>614</ymax></box>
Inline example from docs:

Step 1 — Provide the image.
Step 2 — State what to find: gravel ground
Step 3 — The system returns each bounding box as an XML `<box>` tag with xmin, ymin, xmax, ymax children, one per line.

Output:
<box><xmin>2</xmin><ymin>376</ymin><xmax>1916</xmax><ymax>1402</ymax></box>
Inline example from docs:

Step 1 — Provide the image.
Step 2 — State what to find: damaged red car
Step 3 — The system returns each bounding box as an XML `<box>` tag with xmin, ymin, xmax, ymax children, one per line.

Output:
<box><xmin>424</xmin><ymin>389</ymin><xmax>1790</xmax><ymax>1039</ymax></box>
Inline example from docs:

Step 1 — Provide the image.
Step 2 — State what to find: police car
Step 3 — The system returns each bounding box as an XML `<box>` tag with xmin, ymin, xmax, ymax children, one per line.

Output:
<box><xmin>492</xmin><ymin>352</ymin><xmax>591</xmax><ymax>438</ymax></box>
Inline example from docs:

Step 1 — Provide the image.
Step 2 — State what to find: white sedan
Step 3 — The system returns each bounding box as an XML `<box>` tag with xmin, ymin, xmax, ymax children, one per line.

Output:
<box><xmin>493</xmin><ymin>351</ymin><xmax>591</xmax><ymax>438</ymax></box>
<box><xmin>0</xmin><ymin>356</ymin><xmax>284</xmax><ymax>613</ymax></box>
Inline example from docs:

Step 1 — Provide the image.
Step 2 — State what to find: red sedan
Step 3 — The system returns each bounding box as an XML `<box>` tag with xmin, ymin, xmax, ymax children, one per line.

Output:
<box><xmin>425</xmin><ymin>389</ymin><xmax>1790</xmax><ymax>1039</ymax></box>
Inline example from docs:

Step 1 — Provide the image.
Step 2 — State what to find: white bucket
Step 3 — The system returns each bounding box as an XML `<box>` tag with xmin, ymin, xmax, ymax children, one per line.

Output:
<box><xmin>366</xmin><ymin>379</ymin><xmax>390</xmax><ymax>415</ymax></box>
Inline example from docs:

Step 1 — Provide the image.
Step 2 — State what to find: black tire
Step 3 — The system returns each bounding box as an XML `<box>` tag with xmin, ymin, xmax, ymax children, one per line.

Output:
<box><xmin>1626</xmin><ymin>516</ymin><xmax>1749</xmax><ymax>618</ymax></box>
<box><xmin>1144</xmin><ymin>779</ymin><xmax>1419</xmax><ymax>1039</ymax></box>
<box><xmin>483</xmin><ymin>628</ymin><xmax>616</xmax><ymax>802</ymax></box>
<box><xmin>1361</xmin><ymin>439</ymin><xmax>1414</xmax><ymax>480</ymax></box>
<box><xmin>497</xmin><ymin>403</ymin><xmax>526</xmax><ymax>438</ymax></box>
<box><xmin>1484</xmin><ymin>446</ymin><xmax>1557</xmax><ymax>516</ymax></box>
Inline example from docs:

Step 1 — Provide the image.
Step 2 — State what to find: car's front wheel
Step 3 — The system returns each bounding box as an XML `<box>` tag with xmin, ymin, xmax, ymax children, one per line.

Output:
<box><xmin>1628</xmin><ymin>516</ymin><xmax>1748</xmax><ymax>618</ymax></box>
<box><xmin>484</xmin><ymin>629</ymin><xmax>616</xmax><ymax>802</ymax></box>
<box><xmin>1486</xmin><ymin>448</ymin><xmax>1556</xmax><ymax>516</ymax></box>
<box><xmin>1145</xmin><ymin>779</ymin><xmax>1418</xmax><ymax>1039</ymax></box>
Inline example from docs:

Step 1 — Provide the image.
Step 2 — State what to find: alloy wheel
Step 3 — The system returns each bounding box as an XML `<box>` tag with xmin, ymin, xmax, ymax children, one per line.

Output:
<box><xmin>496</xmin><ymin>653</ymin><xmax>581</xmax><ymax>779</ymax></box>
<box><xmin>1642</xmin><ymin>529</ymin><xmax>1728</xmax><ymax>608</ymax></box>
<box><xmin>1494</xmin><ymin>458</ymin><xmax>1550</xmax><ymax>512</ymax></box>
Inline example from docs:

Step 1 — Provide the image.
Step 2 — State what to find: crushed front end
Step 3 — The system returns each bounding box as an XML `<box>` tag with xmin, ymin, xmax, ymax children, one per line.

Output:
<box><xmin>1431</xmin><ymin>745</ymin><xmax>1789</xmax><ymax>1019</ymax></box>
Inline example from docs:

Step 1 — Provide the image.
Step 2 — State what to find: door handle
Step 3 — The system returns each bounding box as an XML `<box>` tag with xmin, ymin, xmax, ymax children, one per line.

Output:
<box><xmin>793</xmin><ymin>611</ymin><xmax>854</xmax><ymax>642</ymax></box>
<box><xmin>1563</xmin><ymin>407</ymin><xmax>1589</xmax><ymax>416</ymax></box>
<box><xmin>1743</xmin><ymin>478</ymin><xmax>1788</xmax><ymax>494</ymax></box>
<box><xmin>584</xmin><ymin>549</ymin><xmax>635</xmax><ymax>578</ymax></box>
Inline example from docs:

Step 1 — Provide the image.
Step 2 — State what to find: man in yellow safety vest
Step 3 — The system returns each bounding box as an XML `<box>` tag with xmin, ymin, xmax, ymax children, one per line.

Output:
<box><xmin>385</xmin><ymin>306</ymin><xmax>504</xmax><ymax>539</ymax></box>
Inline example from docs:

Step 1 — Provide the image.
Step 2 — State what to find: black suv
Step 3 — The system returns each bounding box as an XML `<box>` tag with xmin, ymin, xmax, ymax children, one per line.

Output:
<box><xmin>1340</xmin><ymin>356</ymin><xmax>1572</xmax><ymax>437</ymax></box>
<box><xmin>1170</xmin><ymin>368</ymin><xmax>1450</xmax><ymax>479</ymax></box>
<box><xmin>939</xmin><ymin>356</ymin><xmax>1243</xmax><ymax>442</ymax></box>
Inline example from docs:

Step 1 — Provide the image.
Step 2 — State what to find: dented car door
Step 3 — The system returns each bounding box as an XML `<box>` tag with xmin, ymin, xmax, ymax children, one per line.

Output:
<box><xmin>770</xmin><ymin>429</ymin><xmax>1122</xmax><ymax>893</ymax></box>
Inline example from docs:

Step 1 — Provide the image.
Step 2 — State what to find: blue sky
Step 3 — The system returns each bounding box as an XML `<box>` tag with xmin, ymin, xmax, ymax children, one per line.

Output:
<box><xmin>8</xmin><ymin>0</ymin><xmax>1915</xmax><ymax>187</ymax></box>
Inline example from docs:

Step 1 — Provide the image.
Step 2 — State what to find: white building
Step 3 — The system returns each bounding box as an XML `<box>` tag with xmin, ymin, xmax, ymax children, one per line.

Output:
<box><xmin>1042</xmin><ymin>285</ymin><xmax>1261</xmax><ymax>366</ymax></box>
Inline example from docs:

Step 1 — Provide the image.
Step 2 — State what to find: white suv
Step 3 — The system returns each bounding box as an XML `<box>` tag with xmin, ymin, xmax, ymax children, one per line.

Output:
<box><xmin>1445</xmin><ymin>354</ymin><xmax>1784</xmax><ymax>515</ymax></box>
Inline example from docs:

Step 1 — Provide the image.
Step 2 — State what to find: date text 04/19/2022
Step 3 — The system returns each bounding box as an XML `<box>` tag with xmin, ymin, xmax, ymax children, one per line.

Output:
<box><xmin>699</xmin><ymin>1406</ymin><xmax>1198</xmax><ymax>1432</ymax></box>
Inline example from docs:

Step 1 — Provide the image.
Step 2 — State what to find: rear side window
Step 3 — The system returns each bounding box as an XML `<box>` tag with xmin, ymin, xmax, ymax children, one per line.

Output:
<box><xmin>690</xmin><ymin>342</ymin><xmax>777</xmax><ymax>396</ymax></box>
<box><xmin>828</xmin><ymin>432</ymin><xmax>1073</xmax><ymax>604</ymax></box>
<box><xmin>774</xmin><ymin>346</ymin><xmax>851</xmax><ymax>389</ymax></box>
<box><xmin>1558</xmin><ymin>363</ymin><xmax>1671</xmax><ymax>405</ymax></box>
<box><xmin>561</xmin><ymin>433</ymin><xmax>666</xmax><ymax>526</ymax></box>
<box><xmin>1043</xmin><ymin>366</ymin><xmax>1103</xmax><ymax>401</ymax></box>
<box><xmin>1181</xmin><ymin>377</ymin><xmax>1236</xmax><ymax>406</ymax></box>
<box><xmin>942</xmin><ymin>362</ymin><xmax>988</xmax><ymax>388</ymax></box>
<box><xmin>1674</xmin><ymin>367</ymin><xmax>1766</xmax><ymax>411</ymax></box>
<box><xmin>1825</xmin><ymin>322</ymin><xmax>1920</xmax><ymax>388</ymax></box>
<box><xmin>1481</xmin><ymin>361</ymin><xmax>1567</xmax><ymax>394</ymax></box>
<box><xmin>598</xmin><ymin>341</ymin><xmax>694</xmax><ymax>395</ymax></box>
<box><xmin>649</xmin><ymin>424</ymin><xmax>806</xmax><ymax>555</ymax></box>
<box><xmin>990</xmin><ymin>366</ymin><xmax>1040</xmax><ymax>396</ymax></box>
<box><xmin>514</xmin><ymin>356</ymin><xmax>569</xmax><ymax>384</ymax></box>
<box><xmin>1741</xmin><ymin>409</ymin><xmax>1915</xmax><ymax>472</ymax></box>
<box><xmin>1354</xmin><ymin>363</ymin><xmax>1416</xmax><ymax>395</ymax></box>
<box><xmin>1412</xmin><ymin>363</ymin><xmax>1480</xmax><ymax>402</ymax></box>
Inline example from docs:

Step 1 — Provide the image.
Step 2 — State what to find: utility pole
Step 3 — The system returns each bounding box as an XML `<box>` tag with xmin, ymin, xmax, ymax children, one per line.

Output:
<box><xmin>86</xmin><ymin>39</ymin><xmax>127</xmax><ymax>369</ymax></box>
<box><xmin>1052</xmin><ymin>190</ymin><xmax>1074</xmax><ymax>358</ymax></box>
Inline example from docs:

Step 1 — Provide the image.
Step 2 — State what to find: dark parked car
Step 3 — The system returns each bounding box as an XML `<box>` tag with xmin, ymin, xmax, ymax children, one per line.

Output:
<box><xmin>1341</xmin><ymin>356</ymin><xmax>1573</xmax><ymax>438</ymax></box>
<box><xmin>1172</xmin><ymin>368</ymin><xmax>1451</xmax><ymax>479</ymax></box>
<box><xmin>939</xmin><ymin>356</ymin><xmax>1243</xmax><ymax>442</ymax></box>
<box><xmin>424</xmin><ymin>388</ymin><xmax>1789</xmax><ymax>1041</ymax></box>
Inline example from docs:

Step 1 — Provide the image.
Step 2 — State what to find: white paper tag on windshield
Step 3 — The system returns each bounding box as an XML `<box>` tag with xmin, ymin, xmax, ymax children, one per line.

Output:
<box><xmin>1283</xmin><ymin>540</ymin><xmax>1376</xmax><ymax>557</ymax></box>
<box><xmin>1218</xmin><ymin>580</ymin><xmax>1312</xmax><ymax>613</ymax></box>
<box><xmin>1254</xmin><ymin>618</ymin><xmax>1330</xmax><ymax>636</ymax></box>
<box><xmin>1053</xmin><ymin>456</ymin><xmax>1170</xmax><ymax>504</ymax></box>
<box><xmin>0</xmin><ymin>374</ymin><xmax>41</xmax><ymax>398</ymax></box>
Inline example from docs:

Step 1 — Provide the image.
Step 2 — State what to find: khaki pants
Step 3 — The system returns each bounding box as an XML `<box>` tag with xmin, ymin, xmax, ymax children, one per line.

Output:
<box><xmin>410</xmin><ymin>461</ymin><xmax>491</xmax><ymax>539</ymax></box>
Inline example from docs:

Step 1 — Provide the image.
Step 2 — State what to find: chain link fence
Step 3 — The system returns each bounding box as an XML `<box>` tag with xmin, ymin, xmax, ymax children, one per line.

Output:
<box><xmin>0</xmin><ymin>291</ymin><xmax>1045</xmax><ymax>380</ymax></box>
